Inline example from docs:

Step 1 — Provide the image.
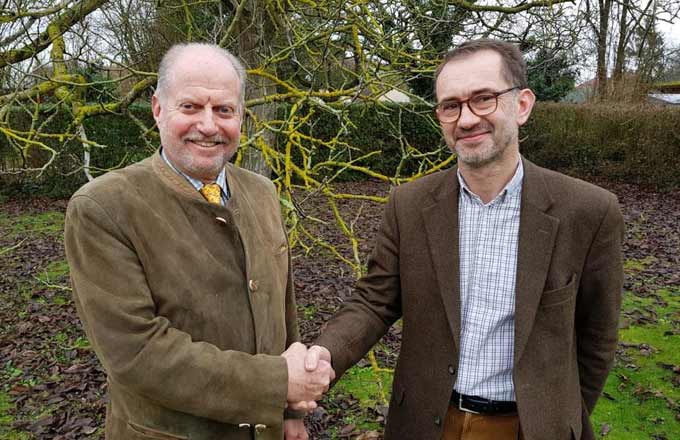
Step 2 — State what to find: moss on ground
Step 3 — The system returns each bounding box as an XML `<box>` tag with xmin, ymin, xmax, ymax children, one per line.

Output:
<box><xmin>0</xmin><ymin>392</ymin><xmax>31</xmax><ymax>440</ymax></box>
<box><xmin>331</xmin><ymin>366</ymin><xmax>393</xmax><ymax>431</ymax></box>
<box><xmin>0</xmin><ymin>211</ymin><xmax>64</xmax><ymax>241</ymax></box>
<box><xmin>592</xmin><ymin>288</ymin><xmax>679</xmax><ymax>439</ymax></box>
<box><xmin>36</xmin><ymin>260</ymin><xmax>70</xmax><ymax>283</ymax></box>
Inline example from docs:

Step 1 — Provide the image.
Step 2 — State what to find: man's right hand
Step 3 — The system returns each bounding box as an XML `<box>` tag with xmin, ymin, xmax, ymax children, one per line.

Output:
<box><xmin>283</xmin><ymin>343</ymin><xmax>335</xmax><ymax>411</ymax></box>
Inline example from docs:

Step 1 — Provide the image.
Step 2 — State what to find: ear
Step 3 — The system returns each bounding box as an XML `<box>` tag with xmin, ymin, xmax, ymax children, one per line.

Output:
<box><xmin>516</xmin><ymin>88</ymin><xmax>536</xmax><ymax>126</ymax></box>
<box><xmin>151</xmin><ymin>94</ymin><xmax>162</xmax><ymax>124</ymax></box>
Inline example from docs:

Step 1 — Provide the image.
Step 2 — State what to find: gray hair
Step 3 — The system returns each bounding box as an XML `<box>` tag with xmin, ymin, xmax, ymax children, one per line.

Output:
<box><xmin>155</xmin><ymin>43</ymin><xmax>247</xmax><ymax>111</ymax></box>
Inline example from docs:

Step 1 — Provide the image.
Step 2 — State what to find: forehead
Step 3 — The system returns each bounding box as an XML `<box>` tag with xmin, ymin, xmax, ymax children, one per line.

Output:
<box><xmin>435</xmin><ymin>50</ymin><xmax>509</xmax><ymax>101</ymax></box>
<box><xmin>165</xmin><ymin>52</ymin><xmax>240</xmax><ymax>100</ymax></box>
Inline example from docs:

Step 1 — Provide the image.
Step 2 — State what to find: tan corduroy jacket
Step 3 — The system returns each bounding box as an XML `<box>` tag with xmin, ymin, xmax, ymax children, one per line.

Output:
<box><xmin>316</xmin><ymin>158</ymin><xmax>624</xmax><ymax>440</ymax></box>
<box><xmin>65</xmin><ymin>152</ymin><xmax>299</xmax><ymax>440</ymax></box>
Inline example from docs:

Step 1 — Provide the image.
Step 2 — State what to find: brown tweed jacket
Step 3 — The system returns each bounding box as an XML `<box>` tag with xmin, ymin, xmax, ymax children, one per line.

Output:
<box><xmin>316</xmin><ymin>158</ymin><xmax>624</xmax><ymax>440</ymax></box>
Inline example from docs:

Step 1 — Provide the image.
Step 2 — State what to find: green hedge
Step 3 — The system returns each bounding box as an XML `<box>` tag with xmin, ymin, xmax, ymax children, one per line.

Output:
<box><xmin>1</xmin><ymin>102</ymin><xmax>678</xmax><ymax>199</ymax></box>
<box><xmin>521</xmin><ymin>103</ymin><xmax>680</xmax><ymax>190</ymax></box>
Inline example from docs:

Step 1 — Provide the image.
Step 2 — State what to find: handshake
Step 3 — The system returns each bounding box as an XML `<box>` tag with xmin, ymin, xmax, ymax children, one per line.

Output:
<box><xmin>282</xmin><ymin>342</ymin><xmax>334</xmax><ymax>411</ymax></box>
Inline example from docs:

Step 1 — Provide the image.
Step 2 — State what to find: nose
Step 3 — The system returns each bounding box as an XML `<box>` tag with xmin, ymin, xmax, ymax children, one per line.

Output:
<box><xmin>197</xmin><ymin>108</ymin><xmax>218</xmax><ymax>136</ymax></box>
<box><xmin>456</xmin><ymin>102</ymin><xmax>481</xmax><ymax>129</ymax></box>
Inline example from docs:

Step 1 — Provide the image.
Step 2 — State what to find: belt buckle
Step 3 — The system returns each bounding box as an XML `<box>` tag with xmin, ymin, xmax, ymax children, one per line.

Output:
<box><xmin>458</xmin><ymin>393</ymin><xmax>480</xmax><ymax>414</ymax></box>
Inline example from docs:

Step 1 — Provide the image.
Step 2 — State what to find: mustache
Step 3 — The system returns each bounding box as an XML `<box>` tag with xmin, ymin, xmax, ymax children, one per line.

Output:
<box><xmin>455</xmin><ymin>123</ymin><xmax>492</xmax><ymax>138</ymax></box>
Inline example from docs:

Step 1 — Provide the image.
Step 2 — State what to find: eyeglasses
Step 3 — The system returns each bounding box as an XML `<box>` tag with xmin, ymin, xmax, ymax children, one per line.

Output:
<box><xmin>434</xmin><ymin>87</ymin><xmax>520</xmax><ymax>123</ymax></box>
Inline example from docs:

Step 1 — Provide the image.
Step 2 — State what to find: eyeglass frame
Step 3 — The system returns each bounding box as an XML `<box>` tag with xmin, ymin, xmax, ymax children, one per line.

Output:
<box><xmin>434</xmin><ymin>86</ymin><xmax>520</xmax><ymax>123</ymax></box>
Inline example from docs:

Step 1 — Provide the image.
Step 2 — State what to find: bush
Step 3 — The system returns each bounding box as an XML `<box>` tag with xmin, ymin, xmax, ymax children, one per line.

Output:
<box><xmin>521</xmin><ymin>103</ymin><xmax>680</xmax><ymax>190</ymax></box>
<box><xmin>0</xmin><ymin>104</ymin><xmax>155</xmax><ymax>199</ymax></box>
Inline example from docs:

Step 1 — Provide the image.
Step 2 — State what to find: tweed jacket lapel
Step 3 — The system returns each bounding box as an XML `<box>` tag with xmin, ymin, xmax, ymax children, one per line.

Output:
<box><xmin>422</xmin><ymin>167</ymin><xmax>462</xmax><ymax>350</ymax></box>
<box><xmin>513</xmin><ymin>158</ymin><xmax>559</xmax><ymax>365</ymax></box>
<box><xmin>152</xmin><ymin>151</ymin><xmax>208</xmax><ymax>203</ymax></box>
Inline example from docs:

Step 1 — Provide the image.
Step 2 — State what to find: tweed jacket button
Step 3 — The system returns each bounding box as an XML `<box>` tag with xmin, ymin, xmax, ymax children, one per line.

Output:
<box><xmin>255</xmin><ymin>424</ymin><xmax>267</xmax><ymax>433</ymax></box>
<box><xmin>448</xmin><ymin>365</ymin><xmax>456</xmax><ymax>375</ymax></box>
<box><xmin>249</xmin><ymin>279</ymin><xmax>259</xmax><ymax>292</ymax></box>
<box><xmin>215</xmin><ymin>216</ymin><xmax>228</xmax><ymax>225</ymax></box>
<box><xmin>434</xmin><ymin>415</ymin><xmax>441</xmax><ymax>426</ymax></box>
<box><xmin>238</xmin><ymin>423</ymin><xmax>251</xmax><ymax>429</ymax></box>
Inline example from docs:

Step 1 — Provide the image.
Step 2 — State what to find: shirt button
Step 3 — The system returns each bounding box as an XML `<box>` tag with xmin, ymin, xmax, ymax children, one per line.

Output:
<box><xmin>255</xmin><ymin>424</ymin><xmax>267</xmax><ymax>433</ymax></box>
<box><xmin>448</xmin><ymin>365</ymin><xmax>456</xmax><ymax>375</ymax></box>
<box><xmin>238</xmin><ymin>423</ymin><xmax>251</xmax><ymax>429</ymax></box>
<box><xmin>215</xmin><ymin>216</ymin><xmax>228</xmax><ymax>225</ymax></box>
<box><xmin>434</xmin><ymin>415</ymin><xmax>441</xmax><ymax>426</ymax></box>
<box><xmin>249</xmin><ymin>279</ymin><xmax>259</xmax><ymax>292</ymax></box>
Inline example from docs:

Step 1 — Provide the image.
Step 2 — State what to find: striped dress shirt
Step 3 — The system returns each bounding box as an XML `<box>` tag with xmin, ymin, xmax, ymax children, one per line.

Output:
<box><xmin>453</xmin><ymin>161</ymin><xmax>524</xmax><ymax>401</ymax></box>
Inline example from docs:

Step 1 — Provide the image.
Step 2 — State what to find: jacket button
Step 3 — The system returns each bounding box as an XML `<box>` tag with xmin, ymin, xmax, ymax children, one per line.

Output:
<box><xmin>249</xmin><ymin>279</ymin><xmax>259</xmax><ymax>292</ymax></box>
<box><xmin>238</xmin><ymin>423</ymin><xmax>251</xmax><ymax>429</ymax></box>
<box><xmin>448</xmin><ymin>365</ymin><xmax>456</xmax><ymax>375</ymax></box>
<box><xmin>434</xmin><ymin>415</ymin><xmax>441</xmax><ymax>426</ymax></box>
<box><xmin>215</xmin><ymin>216</ymin><xmax>228</xmax><ymax>225</ymax></box>
<box><xmin>255</xmin><ymin>424</ymin><xmax>267</xmax><ymax>433</ymax></box>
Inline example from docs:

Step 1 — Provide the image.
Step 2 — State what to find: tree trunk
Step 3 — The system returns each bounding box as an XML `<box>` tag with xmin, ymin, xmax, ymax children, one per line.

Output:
<box><xmin>596</xmin><ymin>0</ymin><xmax>613</xmax><ymax>99</ymax></box>
<box><xmin>612</xmin><ymin>0</ymin><xmax>631</xmax><ymax>82</ymax></box>
<box><xmin>236</xmin><ymin>0</ymin><xmax>277</xmax><ymax>178</ymax></box>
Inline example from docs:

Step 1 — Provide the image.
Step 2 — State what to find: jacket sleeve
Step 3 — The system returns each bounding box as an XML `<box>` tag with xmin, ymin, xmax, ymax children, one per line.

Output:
<box><xmin>283</xmin><ymin>219</ymin><xmax>303</xmax><ymax>420</ymax></box>
<box><xmin>64</xmin><ymin>194</ymin><xmax>288</xmax><ymax>426</ymax></box>
<box><xmin>315</xmin><ymin>188</ymin><xmax>403</xmax><ymax>379</ymax></box>
<box><xmin>575</xmin><ymin>193</ymin><xmax>624</xmax><ymax>413</ymax></box>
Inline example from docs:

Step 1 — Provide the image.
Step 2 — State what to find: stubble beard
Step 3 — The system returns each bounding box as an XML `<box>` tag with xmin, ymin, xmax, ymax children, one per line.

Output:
<box><xmin>453</xmin><ymin>126</ymin><xmax>515</xmax><ymax>170</ymax></box>
<box><xmin>179</xmin><ymin>150</ymin><xmax>229</xmax><ymax>180</ymax></box>
<box><xmin>165</xmin><ymin>137</ymin><xmax>233</xmax><ymax>181</ymax></box>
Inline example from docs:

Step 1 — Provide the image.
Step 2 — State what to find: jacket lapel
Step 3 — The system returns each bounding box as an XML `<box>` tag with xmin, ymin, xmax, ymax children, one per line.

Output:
<box><xmin>513</xmin><ymin>159</ymin><xmax>559</xmax><ymax>365</ymax></box>
<box><xmin>422</xmin><ymin>167</ymin><xmax>462</xmax><ymax>349</ymax></box>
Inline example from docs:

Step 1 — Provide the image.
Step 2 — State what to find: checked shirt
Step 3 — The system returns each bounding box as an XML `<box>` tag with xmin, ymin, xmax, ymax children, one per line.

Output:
<box><xmin>453</xmin><ymin>161</ymin><xmax>524</xmax><ymax>402</ymax></box>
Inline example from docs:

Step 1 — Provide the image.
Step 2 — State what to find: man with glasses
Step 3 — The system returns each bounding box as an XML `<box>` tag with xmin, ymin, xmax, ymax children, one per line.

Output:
<box><xmin>301</xmin><ymin>39</ymin><xmax>623</xmax><ymax>439</ymax></box>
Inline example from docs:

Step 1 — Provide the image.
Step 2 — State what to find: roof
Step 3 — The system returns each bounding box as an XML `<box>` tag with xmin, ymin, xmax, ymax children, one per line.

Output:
<box><xmin>652</xmin><ymin>81</ymin><xmax>680</xmax><ymax>93</ymax></box>
<box><xmin>647</xmin><ymin>94</ymin><xmax>680</xmax><ymax>105</ymax></box>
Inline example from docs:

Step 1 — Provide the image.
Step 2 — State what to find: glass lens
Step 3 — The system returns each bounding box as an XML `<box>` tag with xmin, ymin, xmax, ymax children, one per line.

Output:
<box><xmin>438</xmin><ymin>101</ymin><xmax>460</xmax><ymax>120</ymax></box>
<box><xmin>470</xmin><ymin>94</ymin><xmax>497</xmax><ymax>114</ymax></box>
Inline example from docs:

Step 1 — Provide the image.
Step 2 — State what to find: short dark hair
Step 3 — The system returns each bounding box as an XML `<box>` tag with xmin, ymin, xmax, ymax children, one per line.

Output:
<box><xmin>434</xmin><ymin>39</ymin><xmax>528</xmax><ymax>97</ymax></box>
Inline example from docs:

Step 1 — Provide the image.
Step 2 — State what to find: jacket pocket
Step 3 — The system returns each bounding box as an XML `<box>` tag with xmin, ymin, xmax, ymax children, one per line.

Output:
<box><xmin>127</xmin><ymin>422</ymin><xmax>189</xmax><ymax>440</ymax></box>
<box><xmin>539</xmin><ymin>273</ymin><xmax>577</xmax><ymax>307</ymax></box>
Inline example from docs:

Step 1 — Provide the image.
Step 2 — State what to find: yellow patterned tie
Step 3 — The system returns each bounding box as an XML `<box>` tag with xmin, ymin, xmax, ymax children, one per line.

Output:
<box><xmin>200</xmin><ymin>183</ymin><xmax>222</xmax><ymax>205</ymax></box>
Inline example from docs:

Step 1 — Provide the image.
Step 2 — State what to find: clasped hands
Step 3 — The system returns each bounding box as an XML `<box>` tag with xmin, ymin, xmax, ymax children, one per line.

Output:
<box><xmin>283</xmin><ymin>342</ymin><xmax>334</xmax><ymax>411</ymax></box>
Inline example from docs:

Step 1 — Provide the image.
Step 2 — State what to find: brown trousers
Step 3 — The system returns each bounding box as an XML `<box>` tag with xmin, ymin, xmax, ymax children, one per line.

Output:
<box><xmin>441</xmin><ymin>406</ymin><xmax>524</xmax><ymax>440</ymax></box>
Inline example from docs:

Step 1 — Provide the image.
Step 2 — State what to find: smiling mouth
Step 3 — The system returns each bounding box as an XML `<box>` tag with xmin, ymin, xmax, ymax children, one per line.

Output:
<box><xmin>185</xmin><ymin>140</ymin><xmax>224</xmax><ymax>148</ymax></box>
<box><xmin>458</xmin><ymin>132</ymin><xmax>489</xmax><ymax>141</ymax></box>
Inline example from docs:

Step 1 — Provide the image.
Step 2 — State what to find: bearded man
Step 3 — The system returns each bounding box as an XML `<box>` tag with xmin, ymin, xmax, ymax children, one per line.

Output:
<box><xmin>305</xmin><ymin>39</ymin><xmax>624</xmax><ymax>440</ymax></box>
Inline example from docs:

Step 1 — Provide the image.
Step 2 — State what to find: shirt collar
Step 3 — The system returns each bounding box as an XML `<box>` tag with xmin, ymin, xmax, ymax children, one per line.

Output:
<box><xmin>160</xmin><ymin>147</ymin><xmax>228</xmax><ymax>197</ymax></box>
<box><xmin>457</xmin><ymin>159</ymin><xmax>524</xmax><ymax>205</ymax></box>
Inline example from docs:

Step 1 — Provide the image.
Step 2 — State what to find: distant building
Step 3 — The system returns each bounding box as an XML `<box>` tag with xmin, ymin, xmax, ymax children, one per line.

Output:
<box><xmin>647</xmin><ymin>81</ymin><xmax>680</xmax><ymax>106</ymax></box>
<box><xmin>646</xmin><ymin>93</ymin><xmax>680</xmax><ymax>106</ymax></box>
<box><xmin>378</xmin><ymin>88</ymin><xmax>411</xmax><ymax>103</ymax></box>
<box><xmin>562</xmin><ymin>78</ymin><xmax>596</xmax><ymax>103</ymax></box>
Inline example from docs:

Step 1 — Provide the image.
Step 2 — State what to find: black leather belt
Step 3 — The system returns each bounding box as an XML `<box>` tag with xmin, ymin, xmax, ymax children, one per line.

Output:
<box><xmin>451</xmin><ymin>390</ymin><xmax>517</xmax><ymax>415</ymax></box>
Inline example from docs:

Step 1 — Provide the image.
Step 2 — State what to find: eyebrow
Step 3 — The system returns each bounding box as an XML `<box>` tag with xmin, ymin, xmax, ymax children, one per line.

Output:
<box><xmin>439</xmin><ymin>87</ymin><xmax>498</xmax><ymax>102</ymax></box>
<box><xmin>175</xmin><ymin>96</ymin><xmax>237</xmax><ymax>107</ymax></box>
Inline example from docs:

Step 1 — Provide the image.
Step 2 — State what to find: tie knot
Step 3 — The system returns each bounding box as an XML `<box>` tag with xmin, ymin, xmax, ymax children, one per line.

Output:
<box><xmin>200</xmin><ymin>183</ymin><xmax>222</xmax><ymax>205</ymax></box>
